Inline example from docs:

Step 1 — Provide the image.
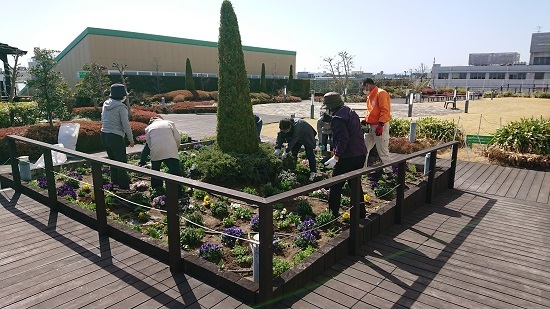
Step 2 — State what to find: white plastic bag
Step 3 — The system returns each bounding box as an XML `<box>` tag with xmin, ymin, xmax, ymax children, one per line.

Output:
<box><xmin>58</xmin><ymin>123</ymin><xmax>80</xmax><ymax>150</ymax></box>
<box><xmin>32</xmin><ymin>143</ymin><xmax>68</xmax><ymax>169</ymax></box>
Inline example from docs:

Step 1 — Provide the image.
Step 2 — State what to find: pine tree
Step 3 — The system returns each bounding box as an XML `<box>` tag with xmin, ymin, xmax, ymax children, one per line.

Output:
<box><xmin>287</xmin><ymin>64</ymin><xmax>294</xmax><ymax>93</ymax></box>
<box><xmin>185</xmin><ymin>58</ymin><xmax>195</xmax><ymax>91</ymax></box>
<box><xmin>260</xmin><ymin>63</ymin><xmax>267</xmax><ymax>93</ymax></box>
<box><xmin>216</xmin><ymin>0</ymin><xmax>258</xmax><ymax>153</ymax></box>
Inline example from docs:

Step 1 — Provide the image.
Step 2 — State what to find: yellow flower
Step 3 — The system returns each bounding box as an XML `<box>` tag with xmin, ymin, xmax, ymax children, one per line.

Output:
<box><xmin>203</xmin><ymin>195</ymin><xmax>210</xmax><ymax>203</ymax></box>
<box><xmin>342</xmin><ymin>212</ymin><xmax>350</xmax><ymax>219</ymax></box>
<box><xmin>82</xmin><ymin>184</ymin><xmax>90</xmax><ymax>191</ymax></box>
<box><xmin>363</xmin><ymin>194</ymin><xmax>371</xmax><ymax>203</ymax></box>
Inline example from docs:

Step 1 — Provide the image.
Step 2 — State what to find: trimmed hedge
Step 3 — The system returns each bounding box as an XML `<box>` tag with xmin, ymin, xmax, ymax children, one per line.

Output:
<box><xmin>72</xmin><ymin>107</ymin><xmax>161</xmax><ymax>124</ymax></box>
<box><xmin>0</xmin><ymin>120</ymin><xmax>147</xmax><ymax>162</ymax></box>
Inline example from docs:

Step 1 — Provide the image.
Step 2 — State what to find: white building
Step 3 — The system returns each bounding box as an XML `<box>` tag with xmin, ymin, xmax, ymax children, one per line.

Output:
<box><xmin>432</xmin><ymin>33</ymin><xmax>550</xmax><ymax>93</ymax></box>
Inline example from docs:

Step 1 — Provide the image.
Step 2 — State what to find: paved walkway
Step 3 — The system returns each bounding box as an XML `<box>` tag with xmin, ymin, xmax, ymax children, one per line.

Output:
<box><xmin>164</xmin><ymin>99</ymin><xmax>464</xmax><ymax>141</ymax></box>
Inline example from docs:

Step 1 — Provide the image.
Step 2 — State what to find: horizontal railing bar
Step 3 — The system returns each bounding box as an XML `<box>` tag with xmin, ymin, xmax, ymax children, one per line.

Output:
<box><xmin>4</xmin><ymin>135</ymin><xmax>457</xmax><ymax>207</ymax></box>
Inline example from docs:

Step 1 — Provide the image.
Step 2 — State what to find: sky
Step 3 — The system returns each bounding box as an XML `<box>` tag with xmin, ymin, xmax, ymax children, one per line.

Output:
<box><xmin>3</xmin><ymin>0</ymin><xmax>550</xmax><ymax>75</ymax></box>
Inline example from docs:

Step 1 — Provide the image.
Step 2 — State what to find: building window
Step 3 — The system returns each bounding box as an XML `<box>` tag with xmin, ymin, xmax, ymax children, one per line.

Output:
<box><xmin>508</xmin><ymin>73</ymin><xmax>526</xmax><ymax>80</ymax></box>
<box><xmin>533</xmin><ymin>57</ymin><xmax>550</xmax><ymax>65</ymax></box>
<box><xmin>469</xmin><ymin>73</ymin><xmax>486</xmax><ymax>79</ymax></box>
<box><xmin>534</xmin><ymin>72</ymin><xmax>545</xmax><ymax>80</ymax></box>
<box><xmin>437</xmin><ymin>73</ymin><xmax>448</xmax><ymax>79</ymax></box>
<box><xmin>452</xmin><ymin>73</ymin><xmax>466</xmax><ymax>79</ymax></box>
<box><xmin>489</xmin><ymin>73</ymin><xmax>505</xmax><ymax>79</ymax></box>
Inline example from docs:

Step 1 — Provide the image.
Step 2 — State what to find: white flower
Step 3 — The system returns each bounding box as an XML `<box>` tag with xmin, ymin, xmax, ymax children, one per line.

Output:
<box><xmin>230</xmin><ymin>203</ymin><xmax>241</xmax><ymax>209</ymax></box>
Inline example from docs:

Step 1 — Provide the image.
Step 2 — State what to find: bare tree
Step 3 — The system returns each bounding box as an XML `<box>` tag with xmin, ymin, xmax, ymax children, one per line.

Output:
<box><xmin>112</xmin><ymin>62</ymin><xmax>132</xmax><ymax>119</ymax></box>
<box><xmin>321</xmin><ymin>51</ymin><xmax>355</xmax><ymax>93</ymax></box>
<box><xmin>152</xmin><ymin>57</ymin><xmax>162</xmax><ymax>94</ymax></box>
<box><xmin>409</xmin><ymin>63</ymin><xmax>431</xmax><ymax>92</ymax></box>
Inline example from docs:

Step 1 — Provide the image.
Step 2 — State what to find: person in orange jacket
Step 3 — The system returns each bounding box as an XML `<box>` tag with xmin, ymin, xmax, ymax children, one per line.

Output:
<box><xmin>361</xmin><ymin>78</ymin><xmax>392</xmax><ymax>173</ymax></box>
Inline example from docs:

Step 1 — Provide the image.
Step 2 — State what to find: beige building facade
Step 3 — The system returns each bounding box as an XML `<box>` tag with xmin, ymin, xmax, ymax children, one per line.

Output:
<box><xmin>55</xmin><ymin>27</ymin><xmax>296</xmax><ymax>89</ymax></box>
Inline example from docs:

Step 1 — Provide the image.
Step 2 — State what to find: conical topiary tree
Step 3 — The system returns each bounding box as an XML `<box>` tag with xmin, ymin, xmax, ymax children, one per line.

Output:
<box><xmin>260</xmin><ymin>63</ymin><xmax>267</xmax><ymax>93</ymax></box>
<box><xmin>216</xmin><ymin>0</ymin><xmax>258</xmax><ymax>154</ymax></box>
<box><xmin>287</xmin><ymin>64</ymin><xmax>294</xmax><ymax>93</ymax></box>
<box><xmin>185</xmin><ymin>58</ymin><xmax>195</xmax><ymax>91</ymax></box>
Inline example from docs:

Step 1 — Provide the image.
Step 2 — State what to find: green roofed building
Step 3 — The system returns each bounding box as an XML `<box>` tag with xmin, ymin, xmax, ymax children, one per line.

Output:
<box><xmin>55</xmin><ymin>27</ymin><xmax>296</xmax><ymax>90</ymax></box>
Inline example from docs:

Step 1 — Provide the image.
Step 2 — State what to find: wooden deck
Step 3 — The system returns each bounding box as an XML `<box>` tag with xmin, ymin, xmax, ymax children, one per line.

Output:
<box><xmin>1</xmin><ymin>160</ymin><xmax>549</xmax><ymax>308</ymax></box>
<box><xmin>0</xmin><ymin>189</ymin><xmax>248</xmax><ymax>309</ymax></box>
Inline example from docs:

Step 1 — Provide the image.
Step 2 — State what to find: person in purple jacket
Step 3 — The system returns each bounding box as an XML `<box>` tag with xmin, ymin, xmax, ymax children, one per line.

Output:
<box><xmin>322</xmin><ymin>92</ymin><xmax>368</xmax><ymax>218</ymax></box>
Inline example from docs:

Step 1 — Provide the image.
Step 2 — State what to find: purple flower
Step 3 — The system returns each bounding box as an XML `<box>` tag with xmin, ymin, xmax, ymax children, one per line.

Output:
<box><xmin>68</xmin><ymin>172</ymin><xmax>83</xmax><ymax>181</ymax></box>
<box><xmin>250</xmin><ymin>214</ymin><xmax>259</xmax><ymax>231</ymax></box>
<box><xmin>221</xmin><ymin>227</ymin><xmax>245</xmax><ymax>247</ymax></box>
<box><xmin>297</xmin><ymin>219</ymin><xmax>318</xmax><ymax>237</ymax></box>
<box><xmin>102</xmin><ymin>167</ymin><xmax>110</xmax><ymax>175</ymax></box>
<box><xmin>37</xmin><ymin>177</ymin><xmax>48</xmax><ymax>189</ymax></box>
<box><xmin>199</xmin><ymin>242</ymin><xmax>223</xmax><ymax>262</ymax></box>
<box><xmin>151</xmin><ymin>195</ymin><xmax>166</xmax><ymax>208</ymax></box>
<box><xmin>56</xmin><ymin>184</ymin><xmax>77</xmax><ymax>199</ymax></box>
<box><xmin>102</xmin><ymin>182</ymin><xmax>113</xmax><ymax>191</ymax></box>
<box><xmin>294</xmin><ymin>230</ymin><xmax>318</xmax><ymax>249</ymax></box>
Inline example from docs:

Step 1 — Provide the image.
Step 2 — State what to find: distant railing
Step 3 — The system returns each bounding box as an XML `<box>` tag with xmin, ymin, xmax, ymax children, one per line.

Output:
<box><xmin>3</xmin><ymin>135</ymin><xmax>458</xmax><ymax>305</ymax></box>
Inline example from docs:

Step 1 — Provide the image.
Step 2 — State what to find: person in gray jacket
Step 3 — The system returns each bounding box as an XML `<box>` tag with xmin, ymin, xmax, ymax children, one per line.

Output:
<box><xmin>101</xmin><ymin>84</ymin><xmax>134</xmax><ymax>191</ymax></box>
<box><xmin>274</xmin><ymin>118</ymin><xmax>317</xmax><ymax>181</ymax></box>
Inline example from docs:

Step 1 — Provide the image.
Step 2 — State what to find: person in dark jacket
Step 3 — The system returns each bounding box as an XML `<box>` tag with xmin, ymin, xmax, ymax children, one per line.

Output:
<box><xmin>101</xmin><ymin>84</ymin><xmax>134</xmax><ymax>191</ymax></box>
<box><xmin>274</xmin><ymin>118</ymin><xmax>317</xmax><ymax>181</ymax></box>
<box><xmin>322</xmin><ymin>92</ymin><xmax>368</xmax><ymax>218</ymax></box>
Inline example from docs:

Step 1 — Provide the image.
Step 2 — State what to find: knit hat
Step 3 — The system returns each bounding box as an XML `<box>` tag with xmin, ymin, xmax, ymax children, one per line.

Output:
<box><xmin>322</xmin><ymin>92</ymin><xmax>344</xmax><ymax>109</ymax></box>
<box><xmin>109</xmin><ymin>84</ymin><xmax>127</xmax><ymax>99</ymax></box>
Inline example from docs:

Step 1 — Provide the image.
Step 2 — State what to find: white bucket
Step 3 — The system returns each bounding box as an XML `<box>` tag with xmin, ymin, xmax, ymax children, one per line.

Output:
<box><xmin>18</xmin><ymin>156</ymin><xmax>30</xmax><ymax>162</ymax></box>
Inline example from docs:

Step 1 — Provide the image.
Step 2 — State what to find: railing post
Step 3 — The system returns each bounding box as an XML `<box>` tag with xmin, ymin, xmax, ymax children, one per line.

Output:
<box><xmin>43</xmin><ymin>149</ymin><xmax>58</xmax><ymax>209</ymax></box>
<box><xmin>91</xmin><ymin>162</ymin><xmax>108</xmax><ymax>238</ymax></box>
<box><xmin>349</xmin><ymin>176</ymin><xmax>361</xmax><ymax>255</ymax></box>
<box><xmin>395</xmin><ymin>161</ymin><xmax>406</xmax><ymax>224</ymax></box>
<box><xmin>426</xmin><ymin>150</ymin><xmax>437</xmax><ymax>204</ymax></box>
<box><xmin>259</xmin><ymin>203</ymin><xmax>273</xmax><ymax>306</ymax></box>
<box><xmin>166</xmin><ymin>181</ymin><xmax>181</xmax><ymax>271</ymax></box>
<box><xmin>7</xmin><ymin>139</ymin><xmax>21</xmax><ymax>190</ymax></box>
<box><xmin>448</xmin><ymin>144</ymin><xmax>458</xmax><ymax>189</ymax></box>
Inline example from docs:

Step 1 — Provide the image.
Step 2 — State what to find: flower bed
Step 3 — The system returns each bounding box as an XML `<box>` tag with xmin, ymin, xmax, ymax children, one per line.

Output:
<box><xmin>26</xmin><ymin>143</ymin><xmax>426</xmax><ymax>281</ymax></box>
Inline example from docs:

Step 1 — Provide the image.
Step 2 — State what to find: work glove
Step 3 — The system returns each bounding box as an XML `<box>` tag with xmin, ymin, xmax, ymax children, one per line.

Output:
<box><xmin>324</xmin><ymin>156</ymin><xmax>338</xmax><ymax>169</ymax></box>
<box><xmin>375</xmin><ymin>123</ymin><xmax>384</xmax><ymax>136</ymax></box>
<box><xmin>281</xmin><ymin>151</ymin><xmax>288</xmax><ymax>159</ymax></box>
<box><xmin>273</xmin><ymin>149</ymin><xmax>281</xmax><ymax>157</ymax></box>
<box><xmin>360</xmin><ymin>119</ymin><xmax>367</xmax><ymax>126</ymax></box>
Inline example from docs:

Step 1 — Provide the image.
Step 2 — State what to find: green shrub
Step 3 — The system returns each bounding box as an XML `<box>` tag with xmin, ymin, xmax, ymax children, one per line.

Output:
<box><xmin>490</xmin><ymin>117</ymin><xmax>549</xmax><ymax>155</ymax></box>
<box><xmin>233</xmin><ymin>207</ymin><xmax>253</xmax><ymax>221</ymax></box>
<box><xmin>262</xmin><ymin>182</ymin><xmax>281</xmax><ymax>197</ymax></box>
<box><xmin>180</xmin><ymin>227</ymin><xmax>205</xmax><ymax>249</ymax></box>
<box><xmin>222</xmin><ymin>216</ymin><xmax>235</xmax><ymax>227</ymax></box>
<box><xmin>194</xmin><ymin>143</ymin><xmax>281</xmax><ymax>187</ymax></box>
<box><xmin>417</xmin><ymin>117</ymin><xmax>462</xmax><ymax>143</ymax></box>
<box><xmin>273</xmin><ymin>258</ymin><xmax>291</xmax><ymax>277</ymax></box>
<box><xmin>315</xmin><ymin>210</ymin><xmax>334</xmax><ymax>228</ymax></box>
<box><xmin>293</xmin><ymin>246</ymin><xmax>316</xmax><ymax>265</ymax></box>
<box><xmin>211</xmin><ymin>200</ymin><xmax>229</xmax><ymax>218</ymax></box>
<box><xmin>192</xmin><ymin>189</ymin><xmax>208</xmax><ymax>200</ymax></box>
<box><xmin>532</xmin><ymin>92</ymin><xmax>550</xmax><ymax>99</ymax></box>
<box><xmin>185</xmin><ymin>210</ymin><xmax>204</xmax><ymax>227</ymax></box>
<box><xmin>242</xmin><ymin>187</ymin><xmax>258</xmax><ymax>195</ymax></box>
<box><xmin>0</xmin><ymin>102</ymin><xmax>40</xmax><ymax>128</ymax></box>
<box><xmin>389</xmin><ymin>118</ymin><xmax>411</xmax><ymax>138</ymax></box>
<box><xmin>296</xmin><ymin>197</ymin><xmax>313</xmax><ymax>218</ymax></box>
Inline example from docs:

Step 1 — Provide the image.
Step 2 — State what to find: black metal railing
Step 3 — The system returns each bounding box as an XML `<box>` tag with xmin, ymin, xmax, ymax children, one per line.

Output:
<box><xmin>3</xmin><ymin>135</ymin><xmax>458</xmax><ymax>305</ymax></box>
